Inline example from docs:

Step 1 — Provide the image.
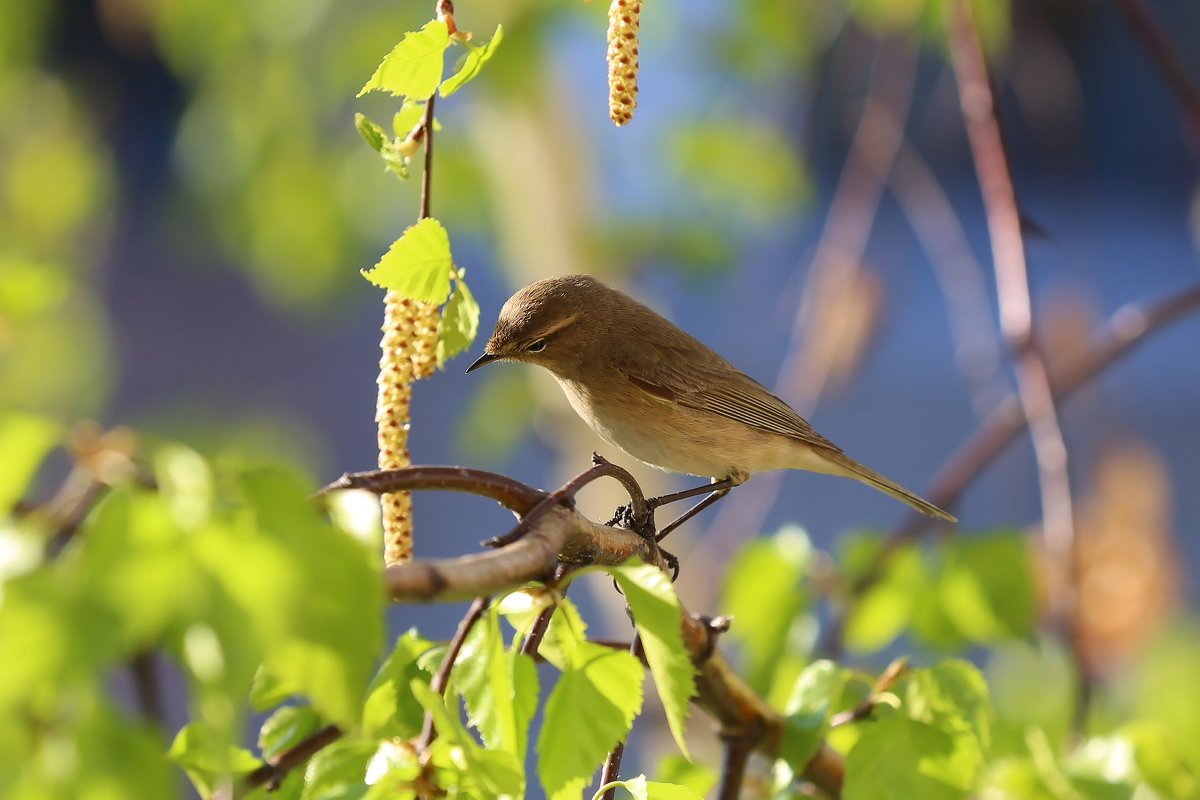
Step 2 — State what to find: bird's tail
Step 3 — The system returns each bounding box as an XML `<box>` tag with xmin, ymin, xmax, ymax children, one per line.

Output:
<box><xmin>825</xmin><ymin>451</ymin><xmax>957</xmax><ymax>522</ymax></box>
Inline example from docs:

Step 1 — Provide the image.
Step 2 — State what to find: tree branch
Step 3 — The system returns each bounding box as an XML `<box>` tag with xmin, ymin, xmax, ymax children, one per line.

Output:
<box><xmin>416</xmin><ymin>595</ymin><xmax>490</xmax><ymax>752</ymax></box>
<box><xmin>239</xmin><ymin>723</ymin><xmax>344</xmax><ymax>795</ymax></box>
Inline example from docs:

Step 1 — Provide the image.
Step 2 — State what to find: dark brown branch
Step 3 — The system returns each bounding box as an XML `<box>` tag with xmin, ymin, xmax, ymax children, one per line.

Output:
<box><xmin>419</xmin><ymin>89</ymin><xmax>436</xmax><ymax>219</ymax></box>
<box><xmin>821</xmin><ymin>281</ymin><xmax>1200</xmax><ymax>654</ymax></box>
<box><xmin>1111</xmin><ymin>0</ymin><xmax>1200</xmax><ymax>138</ymax></box>
<box><xmin>128</xmin><ymin>650</ymin><xmax>165</xmax><ymax>728</ymax></box>
<box><xmin>416</xmin><ymin>596</ymin><xmax>490</xmax><ymax>751</ymax></box>
<box><xmin>238</xmin><ymin>724</ymin><xmax>344</xmax><ymax>795</ymax></box>
<box><xmin>717</xmin><ymin>734</ymin><xmax>754</xmax><ymax>800</ymax></box>
<box><xmin>598</xmin><ymin>635</ymin><xmax>642</xmax><ymax>800</ymax></box>
<box><xmin>320</xmin><ymin>466</ymin><xmax>546</xmax><ymax>514</ymax></box>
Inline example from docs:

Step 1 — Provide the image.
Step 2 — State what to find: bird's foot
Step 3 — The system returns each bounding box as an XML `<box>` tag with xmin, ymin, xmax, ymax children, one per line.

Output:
<box><xmin>605</xmin><ymin>502</ymin><xmax>657</xmax><ymax>540</ymax></box>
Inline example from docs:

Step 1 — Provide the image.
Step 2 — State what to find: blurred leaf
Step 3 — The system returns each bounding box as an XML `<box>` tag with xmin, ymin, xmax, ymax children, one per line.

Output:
<box><xmin>840</xmin><ymin>534</ymin><xmax>923</xmax><ymax>653</ymax></box>
<box><xmin>355</xmin><ymin>113</ymin><xmax>388</xmax><ymax>152</ymax></box>
<box><xmin>259</xmin><ymin>705</ymin><xmax>322</xmax><ymax>762</ymax></box>
<box><xmin>1131</xmin><ymin>626</ymin><xmax>1200</xmax><ymax>773</ymax></box>
<box><xmin>362</xmin><ymin>629</ymin><xmax>434</xmax><ymax>739</ymax></box>
<box><xmin>456</xmin><ymin>368</ymin><xmax>537</xmax><ymax>462</ymax></box>
<box><xmin>437</xmin><ymin>275</ymin><xmax>480</xmax><ymax>366</ymax></box>
<box><xmin>0</xmin><ymin>410</ymin><xmax>60</xmax><ymax>512</ymax></box>
<box><xmin>169</xmin><ymin>721</ymin><xmax>263</xmax><ymax>798</ymax></box>
<box><xmin>905</xmin><ymin>660</ymin><xmax>991</xmax><ymax>755</ymax></box>
<box><xmin>670</xmin><ymin>121</ymin><xmax>808</xmax><ymax>227</ymax></box>
<box><xmin>610</xmin><ymin>561</ymin><xmax>696</xmax><ymax>757</ymax></box>
<box><xmin>1064</xmin><ymin>736</ymin><xmax>1141</xmax><ymax>798</ymax></box>
<box><xmin>0</xmin><ymin>259</ymin><xmax>70</xmax><ymax>319</ymax></box>
<box><xmin>539</xmin><ymin>641</ymin><xmax>645</xmax><ymax>800</ymax></box>
<box><xmin>986</xmin><ymin>640</ymin><xmax>1076</xmax><ymax>756</ymax></box>
<box><xmin>1123</xmin><ymin>722</ymin><xmax>1200</xmax><ymax>799</ymax></box>
<box><xmin>361</xmin><ymin>218</ymin><xmax>454</xmax><ymax>303</ymax></box>
<box><xmin>300</xmin><ymin>738</ymin><xmax>375</xmax><ymax>800</ymax></box>
<box><xmin>844</xmin><ymin>711</ymin><xmax>978</xmax><ymax>800</ymax></box>
<box><xmin>655</xmin><ymin>755</ymin><xmax>718</xmax><ymax>797</ymax></box>
<box><xmin>722</xmin><ymin>526</ymin><xmax>812</xmax><ymax>692</ymax></box>
<box><xmin>358</xmin><ymin>21</ymin><xmax>449</xmax><ymax>100</ymax></box>
<box><xmin>779</xmin><ymin>660</ymin><xmax>847</xmax><ymax>771</ymax></box>
<box><xmin>441</xmin><ymin>25</ymin><xmax>504</xmax><ymax>97</ymax></box>
<box><xmin>411</xmin><ymin>680</ymin><xmax>523</xmax><ymax>798</ymax></box>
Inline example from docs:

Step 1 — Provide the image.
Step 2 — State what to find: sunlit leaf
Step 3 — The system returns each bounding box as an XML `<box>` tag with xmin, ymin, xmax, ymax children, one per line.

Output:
<box><xmin>362</xmin><ymin>630</ymin><xmax>434</xmax><ymax>739</ymax></box>
<box><xmin>844</xmin><ymin>711</ymin><xmax>978</xmax><ymax>800</ymax></box>
<box><xmin>300</xmin><ymin>738</ymin><xmax>375</xmax><ymax>800</ymax></box>
<box><xmin>539</xmin><ymin>641</ymin><xmax>645</xmax><ymax>800</ymax></box>
<box><xmin>779</xmin><ymin>660</ymin><xmax>846</xmax><ymax>771</ymax></box>
<box><xmin>258</xmin><ymin>705</ymin><xmax>322</xmax><ymax>762</ymax></box>
<box><xmin>610</xmin><ymin>561</ymin><xmax>696</xmax><ymax>757</ymax></box>
<box><xmin>454</xmin><ymin>605</ymin><xmax>536</xmax><ymax>759</ymax></box>
<box><xmin>598</xmin><ymin>774</ymin><xmax>706</xmax><ymax>800</ymax></box>
<box><xmin>360</xmin><ymin>218</ymin><xmax>454</xmax><ymax>304</ymax></box>
<box><xmin>355</xmin><ymin>113</ymin><xmax>388</xmax><ymax>153</ymax></box>
<box><xmin>0</xmin><ymin>410</ymin><xmax>60</xmax><ymax>513</ymax></box>
<box><xmin>440</xmin><ymin>25</ymin><xmax>504</xmax><ymax>97</ymax></box>
<box><xmin>168</xmin><ymin>721</ymin><xmax>263</xmax><ymax>798</ymax></box>
<box><xmin>655</xmin><ymin>755</ymin><xmax>718</xmax><ymax>798</ymax></box>
<box><xmin>437</xmin><ymin>275</ymin><xmax>480</xmax><ymax>366</ymax></box>
<box><xmin>358</xmin><ymin>21</ymin><xmax>449</xmax><ymax>100</ymax></box>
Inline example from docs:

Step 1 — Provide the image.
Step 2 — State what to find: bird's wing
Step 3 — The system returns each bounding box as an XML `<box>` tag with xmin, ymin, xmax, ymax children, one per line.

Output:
<box><xmin>617</xmin><ymin>341</ymin><xmax>843</xmax><ymax>454</ymax></box>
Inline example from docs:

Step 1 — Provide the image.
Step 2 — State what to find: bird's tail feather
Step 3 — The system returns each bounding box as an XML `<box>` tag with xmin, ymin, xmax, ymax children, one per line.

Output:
<box><xmin>826</xmin><ymin>452</ymin><xmax>956</xmax><ymax>522</ymax></box>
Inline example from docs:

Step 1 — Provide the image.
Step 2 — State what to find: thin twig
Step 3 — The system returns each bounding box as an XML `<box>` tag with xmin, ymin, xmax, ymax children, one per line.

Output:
<box><xmin>829</xmin><ymin>657</ymin><xmax>909</xmax><ymax>729</ymax></box>
<box><xmin>128</xmin><ymin>650</ymin><xmax>165</xmax><ymax>728</ymax></box>
<box><xmin>948</xmin><ymin>0</ymin><xmax>1077</xmax><ymax>623</ymax></box>
<box><xmin>416</xmin><ymin>595</ymin><xmax>490</xmax><ymax>751</ymax></box>
<box><xmin>717</xmin><ymin>735</ymin><xmax>755</xmax><ymax>800</ymax></box>
<box><xmin>320</xmin><ymin>466</ymin><xmax>546</xmax><ymax>514</ymax></box>
<box><xmin>820</xmin><ymin>282</ymin><xmax>1200</xmax><ymax>654</ymax></box>
<box><xmin>239</xmin><ymin>724</ymin><xmax>344</xmax><ymax>794</ymax></box>
<box><xmin>420</xmin><ymin>93</ymin><xmax>436</xmax><ymax>219</ymax></box>
<box><xmin>1111</xmin><ymin>0</ymin><xmax>1200</xmax><ymax>137</ymax></box>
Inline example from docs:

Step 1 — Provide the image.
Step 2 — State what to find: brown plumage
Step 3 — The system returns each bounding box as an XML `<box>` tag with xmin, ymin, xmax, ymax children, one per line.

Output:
<box><xmin>467</xmin><ymin>274</ymin><xmax>955</xmax><ymax>522</ymax></box>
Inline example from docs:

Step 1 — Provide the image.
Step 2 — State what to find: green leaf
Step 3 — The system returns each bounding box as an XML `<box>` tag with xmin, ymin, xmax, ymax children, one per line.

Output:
<box><xmin>453</xmin><ymin>605</ymin><xmax>535</xmax><ymax>758</ymax></box>
<box><xmin>539</xmin><ymin>641</ymin><xmax>645</xmax><ymax>800</ymax></box>
<box><xmin>610</xmin><ymin>561</ymin><xmax>696</xmax><ymax>757</ymax></box>
<box><xmin>358</xmin><ymin>21</ymin><xmax>449</xmax><ymax>100</ymax></box>
<box><xmin>905</xmin><ymin>660</ymin><xmax>991</xmax><ymax>755</ymax></box>
<box><xmin>0</xmin><ymin>410</ymin><xmax>60</xmax><ymax>513</ymax></box>
<box><xmin>360</xmin><ymin>218</ymin><xmax>454</xmax><ymax>304</ymax></box>
<box><xmin>440</xmin><ymin>25</ymin><xmax>504</xmax><ymax>97</ymax></box>
<box><xmin>168</xmin><ymin>721</ymin><xmax>263</xmax><ymax>798</ymax></box>
<box><xmin>362</xmin><ymin>630</ymin><xmax>434</xmax><ymax>739</ymax></box>
<box><xmin>596</xmin><ymin>774</ymin><xmax>706</xmax><ymax>800</ymax></box>
<box><xmin>1123</xmin><ymin>722</ymin><xmax>1200</xmax><ymax>799</ymax></box>
<box><xmin>300</xmin><ymin>738</ymin><xmax>375</xmax><ymax>800</ymax></box>
<box><xmin>722</xmin><ymin>526</ymin><xmax>812</xmax><ymax>692</ymax></box>
<box><xmin>844</xmin><ymin>712</ymin><xmax>979</xmax><ymax>800</ymax></box>
<box><xmin>779</xmin><ymin>660</ymin><xmax>847</xmax><ymax>771</ymax></box>
<box><xmin>986</xmin><ymin>640</ymin><xmax>1077</xmax><ymax>754</ymax></box>
<box><xmin>354</xmin><ymin>113</ymin><xmax>387</xmax><ymax>153</ymax></box>
<box><xmin>411</xmin><ymin>681</ymin><xmax>523</xmax><ymax>798</ymax></box>
<box><xmin>655</xmin><ymin>755</ymin><xmax>718</xmax><ymax>798</ymax></box>
<box><xmin>258</xmin><ymin>705</ymin><xmax>322</xmax><ymax>762</ymax></box>
<box><xmin>841</xmin><ymin>535</ymin><xmax>924</xmax><ymax>653</ymax></box>
<box><xmin>437</xmin><ymin>275</ymin><xmax>480</xmax><ymax>366</ymax></box>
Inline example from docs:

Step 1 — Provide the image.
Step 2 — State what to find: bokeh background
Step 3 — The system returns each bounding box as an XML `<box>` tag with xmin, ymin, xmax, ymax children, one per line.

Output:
<box><xmin>4</xmin><ymin>0</ymin><xmax>1200</xmax><ymax>790</ymax></box>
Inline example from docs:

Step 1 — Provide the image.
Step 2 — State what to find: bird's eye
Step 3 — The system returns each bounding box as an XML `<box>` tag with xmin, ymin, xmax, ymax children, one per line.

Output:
<box><xmin>526</xmin><ymin>339</ymin><xmax>546</xmax><ymax>353</ymax></box>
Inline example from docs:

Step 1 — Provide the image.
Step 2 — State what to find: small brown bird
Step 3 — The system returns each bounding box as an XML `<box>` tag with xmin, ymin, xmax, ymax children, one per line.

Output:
<box><xmin>467</xmin><ymin>274</ymin><xmax>955</xmax><ymax>522</ymax></box>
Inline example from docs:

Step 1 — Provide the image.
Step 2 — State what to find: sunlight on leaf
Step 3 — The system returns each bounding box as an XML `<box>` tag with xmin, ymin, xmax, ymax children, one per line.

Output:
<box><xmin>441</xmin><ymin>24</ymin><xmax>504</xmax><ymax>98</ymax></box>
<box><xmin>358</xmin><ymin>21</ymin><xmax>449</xmax><ymax>100</ymax></box>
<box><xmin>361</xmin><ymin>218</ymin><xmax>454</xmax><ymax>304</ymax></box>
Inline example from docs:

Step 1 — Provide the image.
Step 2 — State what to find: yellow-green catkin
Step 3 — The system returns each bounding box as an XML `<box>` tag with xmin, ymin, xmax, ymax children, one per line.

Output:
<box><xmin>377</xmin><ymin>292</ymin><xmax>440</xmax><ymax>565</ymax></box>
<box><xmin>607</xmin><ymin>0</ymin><xmax>641</xmax><ymax>126</ymax></box>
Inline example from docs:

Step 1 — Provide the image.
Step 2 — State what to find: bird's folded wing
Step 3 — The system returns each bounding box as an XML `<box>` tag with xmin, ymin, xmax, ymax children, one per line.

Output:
<box><xmin>619</xmin><ymin>348</ymin><xmax>842</xmax><ymax>454</ymax></box>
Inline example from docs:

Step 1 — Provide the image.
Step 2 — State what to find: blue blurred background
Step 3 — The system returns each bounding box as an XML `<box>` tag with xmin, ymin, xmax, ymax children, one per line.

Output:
<box><xmin>4</xmin><ymin>0</ymin><xmax>1199</xmax><ymax>783</ymax></box>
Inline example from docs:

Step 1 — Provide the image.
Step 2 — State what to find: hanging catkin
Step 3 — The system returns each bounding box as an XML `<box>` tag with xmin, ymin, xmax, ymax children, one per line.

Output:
<box><xmin>377</xmin><ymin>292</ymin><xmax>440</xmax><ymax>565</ymax></box>
<box><xmin>606</xmin><ymin>0</ymin><xmax>642</xmax><ymax>126</ymax></box>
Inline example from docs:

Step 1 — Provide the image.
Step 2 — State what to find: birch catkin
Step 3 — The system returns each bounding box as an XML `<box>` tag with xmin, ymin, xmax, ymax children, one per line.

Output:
<box><xmin>606</xmin><ymin>0</ymin><xmax>642</xmax><ymax>126</ymax></box>
<box><xmin>377</xmin><ymin>291</ymin><xmax>440</xmax><ymax>565</ymax></box>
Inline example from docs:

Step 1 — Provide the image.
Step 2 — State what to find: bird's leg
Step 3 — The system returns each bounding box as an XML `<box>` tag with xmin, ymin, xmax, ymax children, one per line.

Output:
<box><xmin>654</xmin><ymin>486</ymin><xmax>731</xmax><ymax>543</ymax></box>
<box><xmin>647</xmin><ymin>476</ymin><xmax>737</xmax><ymax>511</ymax></box>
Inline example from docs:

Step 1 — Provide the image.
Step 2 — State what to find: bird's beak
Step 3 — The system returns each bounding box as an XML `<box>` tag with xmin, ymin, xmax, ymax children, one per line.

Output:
<box><xmin>465</xmin><ymin>351</ymin><xmax>499</xmax><ymax>374</ymax></box>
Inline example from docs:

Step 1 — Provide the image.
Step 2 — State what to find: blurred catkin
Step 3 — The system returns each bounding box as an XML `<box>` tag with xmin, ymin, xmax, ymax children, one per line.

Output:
<box><xmin>607</xmin><ymin>0</ymin><xmax>641</xmax><ymax>126</ymax></box>
<box><xmin>377</xmin><ymin>292</ymin><xmax>440</xmax><ymax>565</ymax></box>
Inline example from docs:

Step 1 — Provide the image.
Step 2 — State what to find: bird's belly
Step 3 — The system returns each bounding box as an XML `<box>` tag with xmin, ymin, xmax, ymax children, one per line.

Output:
<box><xmin>557</xmin><ymin>377</ymin><xmax>799</xmax><ymax>480</ymax></box>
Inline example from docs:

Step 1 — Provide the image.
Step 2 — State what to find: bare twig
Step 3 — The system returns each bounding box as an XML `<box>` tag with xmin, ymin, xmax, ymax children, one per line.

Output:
<box><xmin>948</xmin><ymin>0</ymin><xmax>1077</xmax><ymax>619</ymax></box>
<box><xmin>128</xmin><ymin>650</ymin><xmax>165</xmax><ymax>727</ymax></box>
<box><xmin>598</xmin><ymin>635</ymin><xmax>643</xmax><ymax>800</ymax></box>
<box><xmin>416</xmin><ymin>596</ymin><xmax>490</xmax><ymax>751</ymax></box>
<box><xmin>239</xmin><ymin>724</ymin><xmax>344</xmax><ymax>794</ymax></box>
<box><xmin>830</xmin><ymin>657</ymin><xmax>909</xmax><ymax>728</ymax></box>
<box><xmin>419</xmin><ymin>90</ymin><xmax>436</xmax><ymax>220</ymax></box>
<box><xmin>1111</xmin><ymin>0</ymin><xmax>1200</xmax><ymax>138</ymax></box>
<box><xmin>821</xmin><ymin>282</ymin><xmax>1200</xmax><ymax>653</ymax></box>
<box><xmin>717</xmin><ymin>735</ymin><xmax>755</xmax><ymax>800</ymax></box>
<box><xmin>320</xmin><ymin>466</ymin><xmax>546</xmax><ymax>514</ymax></box>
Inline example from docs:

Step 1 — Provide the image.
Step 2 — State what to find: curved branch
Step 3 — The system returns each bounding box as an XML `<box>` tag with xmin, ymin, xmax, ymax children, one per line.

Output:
<box><xmin>320</xmin><ymin>466</ymin><xmax>546</xmax><ymax>514</ymax></box>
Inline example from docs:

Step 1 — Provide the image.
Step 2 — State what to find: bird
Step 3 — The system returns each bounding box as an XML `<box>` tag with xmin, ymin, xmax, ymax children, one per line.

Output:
<box><xmin>466</xmin><ymin>274</ymin><xmax>955</xmax><ymax>522</ymax></box>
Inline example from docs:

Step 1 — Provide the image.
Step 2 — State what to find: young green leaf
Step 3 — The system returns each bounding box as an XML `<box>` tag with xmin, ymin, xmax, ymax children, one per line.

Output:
<box><xmin>437</xmin><ymin>275</ymin><xmax>480</xmax><ymax>366</ymax></box>
<box><xmin>300</xmin><ymin>739</ymin><xmax>376</xmax><ymax>800</ymax></box>
<box><xmin>358</xmin><ymin>21</ymin><xmax>449</xmax><ymax>100</ymax></box>
<box><xmin>905</xmin><ymin>660</ymin><xmax>991</xmax><ymax>756</ymax></box>
<box><xmin>354</xmin><ymin>113</ymin><xmax>388</xmax><ymax>153</ymax></box>
<box><xmin>258</xmin><ymin>705</ymin><xmax>322</xmax><ymax>761</ymax></box>
<box><xmin>721</xmin><ymin>526</ymin><xmax>812</xmax><ymax>691</ymax></box>
<box><xmin>411</xmin><ymin>681</ymin><xmax>523</xmax><ymax>798</ymax></box>
<box><xmin>362</xmin><ymin>630</ymin><xmax>434</xmax><ymax>738</ymax></box>
<box><xmin>454</xmin><ymin>605</ymin><xmax>533</xmax><ymax>758</ymax></box>
<box><xmin>360</xmin><ymin>218</ymin><xmax>454</xmax><ymax>304</ymax></box>
<box><xmin>655</xmin><ymin>755</ymin><xmax>719</xmax><ymax>798</ymax></box>
<box><xmin>0</xmin><ymin>409</ymin><xmax>60</xmax><ymax>512</ymax></box>
<box><xmin>844</xmin><ymin>711</ymin><xmax>979</xmax><ymax>800</ymax></box>
<box><xmin>842</xmin><ymin>535</ymin><xmax>925</xmax><ymax>653</ymax></box>
<box><xmin>594</xmin><ymin>774</ymin><xmax>706</xmax><ymax>800</ymax></box>
<box><xmin>610</xmin><ymin>561</ymin><xmax>696</xmax><ymax>757</ymax></box>
<box><xmin>539</xmin><ymin>641</ymin><xmax>645</xmax><ymax>800</ymax></box>
<box><xmin>779</xmin><ymin>660</ymin><xmax>847</xmax><ymax>771</ymax></box>
<box><xmin>440</xmin><ymin>24</ymin><xmax>504</xmax><ymax>98</ymax></box>
<box><xmin>168</xmin><ymin>722</ymin><xmax>263</xmax><ymax>798</ymax></box>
